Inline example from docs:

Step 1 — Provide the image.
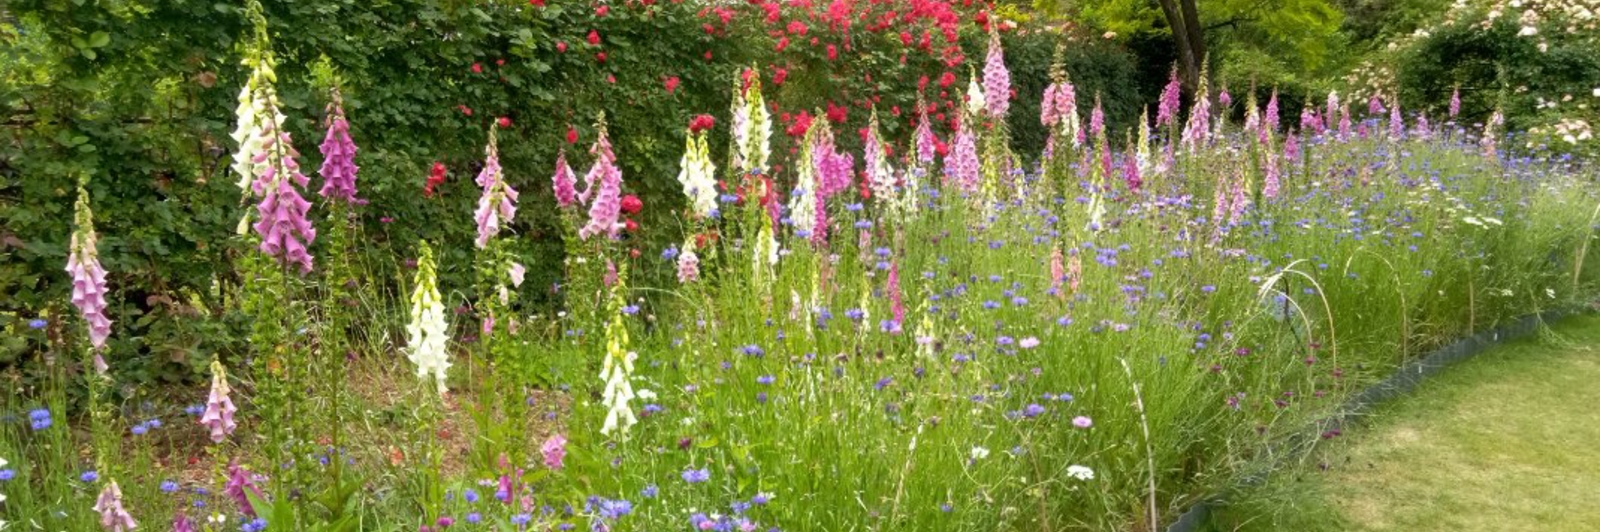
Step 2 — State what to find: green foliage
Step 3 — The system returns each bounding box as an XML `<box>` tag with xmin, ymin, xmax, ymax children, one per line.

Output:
<box><xmin>1397</xmin><ymin>16</ymin><xmax>1600</xmax><ymax>132</ymax></box>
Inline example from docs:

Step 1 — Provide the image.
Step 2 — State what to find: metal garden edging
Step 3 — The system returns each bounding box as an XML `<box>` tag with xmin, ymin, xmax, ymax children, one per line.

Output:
<box><xmin>1163</xmin><ymin>307</ymin><xmax>1583</xmax><ymax>532</ymax></box>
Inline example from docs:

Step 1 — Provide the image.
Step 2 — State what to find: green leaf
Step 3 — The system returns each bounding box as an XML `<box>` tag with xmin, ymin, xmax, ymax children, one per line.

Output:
<box><xmin>88</xmin><ymin>31</ymin><xmax>110</xmax><ymax>48</ymax></box>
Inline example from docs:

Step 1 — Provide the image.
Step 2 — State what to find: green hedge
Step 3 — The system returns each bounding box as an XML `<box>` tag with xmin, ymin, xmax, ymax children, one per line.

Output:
<box><xmin>0</xmin><ymin>0</ymin><xmax>1142</xmax><ymax>386</ymax></box>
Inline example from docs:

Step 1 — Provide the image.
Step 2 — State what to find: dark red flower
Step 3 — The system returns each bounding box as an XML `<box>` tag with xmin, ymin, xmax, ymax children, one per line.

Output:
<box><xmin>596</xmin><ymin>52</ymin><xmax>608</xmax><ymax>62</ymax></box>
<box><xmin>689</xmin><ymin>114</ymin><xmax>716</xmax><ymax>132</ymax></box>
<box><xmin>587</xmin><ymin>30</ymin><xmax>601</xmax><ymax>45</ymax></box>
<box><xmin>826</xmin><ymin>44</ymin><xmax>838</xmax><ymax>60</ymax></box>
<box><xmin>529</xmin><ymin>0</ymin><xmax>545</xmax><ymax>6</ymax></box>
<box><xmin>557</xmin><ymin>41</ymin><xmax>568</xmax><ymax>53</ymax></box>
<box><xmin>665</xmin><ymin>76</ymin><xmax>681</xmax><ymax>93</ymax></box>
<box><xmin>624</xmin><ymin>218</ymin><xmax>640</xmax><ymax>232</ymax></box>
<box><xmin>620</xmin><ymin>195</ymin><xmax>643</xmax><ymax>215</ymax></box>
<box><xmin>458</xmin><ymin>105</ymin><xmax>474</xmax><ymax>116</ymax></box>
<box><xmin>567</xmin><ymin>126</ymin><xmax>579</xmax><ymax>144</ymax></box>
<box><xmin>498</xmin><ymin>117</ymin><xmax>512</xmax><ymax>128</ymax></box>
<box><xmin>471</xmin><ymin>62</ymin><xmax>483</xmax><ymax>74</ymax></box>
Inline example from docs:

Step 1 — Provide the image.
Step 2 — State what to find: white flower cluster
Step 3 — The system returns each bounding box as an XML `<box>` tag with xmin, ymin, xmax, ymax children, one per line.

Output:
<box><xmin>678</xmin><ymin>130</ymin><xmax>719</xmax><ymax>218</ymax></box>
<box><xmin>406</xmin><ymin>242</ymin><xmax>451</xmax><ymax>395</ymax></box>
<box><xmin>599</xmin><ymin>312</ymin><xmax>638</xmax><ymax>436</ymax></box>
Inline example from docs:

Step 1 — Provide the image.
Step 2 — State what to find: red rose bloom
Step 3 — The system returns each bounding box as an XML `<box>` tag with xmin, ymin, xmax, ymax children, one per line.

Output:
<box><xmin>471</xmin><ymin>62</ymin><xmax>483</xmax><ymax>73</ymax></box>
<box><xmin>665</xmin><ymin>76</ymin><xmax>681</xmax><ymax>93</ymax></box>
<box><xmin>587</xmin><ymin>30</ymin><xmax>601</xmax><ymax>46</ymax></box>
<box><xmin>566</xmin><ymin>126</ymin><xmax>579</xmax><ymax>144</ymax></box>
<box><xmin>557</xmin><ymin>41</ymin><xmax>568</xmax><ymax>53</ymax></box>
<box><xmin>620</xmin><ymin>195</ymin><xmax>643</xmax><ymax>215</ymax></box>
<box><xmin>498</xmin><ymin>117</ymin><xmax>512</xmax><ymax>128</ymax></box>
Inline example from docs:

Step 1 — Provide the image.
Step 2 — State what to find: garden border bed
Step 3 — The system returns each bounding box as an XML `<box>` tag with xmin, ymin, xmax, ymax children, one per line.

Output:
<box><xmin>1165</xmin><ymin>305</ymin><xmax>1589</xmax><ymax>532</ymax></box>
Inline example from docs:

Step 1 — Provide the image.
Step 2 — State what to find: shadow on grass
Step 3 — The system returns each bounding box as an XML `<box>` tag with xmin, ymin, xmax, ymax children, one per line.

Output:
<box><xmin>1203</xmin><ymin>315</ymin><xmax>1600</xmax><ymax>532</ymax></box>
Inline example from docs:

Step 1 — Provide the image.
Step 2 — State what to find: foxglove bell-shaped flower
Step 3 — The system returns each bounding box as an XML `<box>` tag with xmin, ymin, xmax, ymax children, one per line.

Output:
<box><xmin>580</xmin><ymin>119</ymin><xmax>624</xmax><ymax>241</ymax></box>
<box><xmin>407</xmin><ymin>242</ymin><xmax>450</xmax><ymax>395</ymax></box>
<box><xmin>599</xmin><ymin>272</ymin><xmax>637</xmax><ymax>436</ymax></box>
<box><xmin>225</xmin><ymin>462</ymin><xmax>263</xmax><ymax>517</ymax></box>
<box><xmin>677</xmin><ymin>238</ymin><xmax>701</xmax><ymax>284</ymax></box>
<box><xmin>93</xmin><ymin>480</ymin><xmax>138</xmax><ymax>532</ymax></box>
<box><xmin>231</xmin><ymin>50</ymin><xmax>277</xmax><ymax>193</ymax></box>
<box><xmin>1449</xmin><ymin>87</ymin><xmax>1461</xmax><ymax>119</ymax></box>
<box><xmin>200</xmin><ymin>359</ymin><xmax>238</xmax><ymax>444</ymax></box>
<box><xmin>552</xmin><ymin>150</ymin><xmax>579</xmax><ymax>208</ymax></box>
<box><xmin>1156</xmin><ymin>68</ymin><xmax>1181</xmax><ymax>127</ymax></box>
<box><xmin>1181</xmin><ymin>69</ymin><xmax>1212</xmax><ymax>149</ymax></box>
<box><xmin>736</xmin><ymin>69</ymin><xmax>772</xmax><ymax>174</ymax></box>
<box><xmin>864</xmin><ymin>108</ymin><xmax>895</xmax><ymax>202</ymax></box>
<box><xmin>965</xmin><ymin>69</ymin><xmax>986</xmax><ymax>117</ymax></box>
<box><xmin>946</xmin><ymin>123</ymin><xmax>980</xmax><ymax>192</ymax></box>
<box><xmin>251</xmin><ymin>105</ymin><xmax>317</xmax><ymax>274</ymax></box>
<box><xmin>915</xmin><ymin>104</ymin><xmax>937</xmax><ymax>165</ymax></box>
<box><xmin>677</xmin><ymin>129</ymin><xmax>719</xmax><ymax>218</ymax></box>
<box><xmin>317</xmin><ymin>92</ymin><xmax>363</xmax><ymax>204</ymax></box>
<box><xmin>474</xmin><ymin>127</ymin><xmax>519</xmax><ymax>248</ymax></box>
<box><xmin>982</xmin><ymin>28</ymin><xmax>1010</xmax><ymax>118</ymax></box>
<box><xmin>789</xmin><ymin>127</ymin><xmax>820</xmax><ymax>239</ymax></box>
<box><xmin>66</xmin><ymin>184</ymin><xmax>112</xmax><ymax>351</ymax></box>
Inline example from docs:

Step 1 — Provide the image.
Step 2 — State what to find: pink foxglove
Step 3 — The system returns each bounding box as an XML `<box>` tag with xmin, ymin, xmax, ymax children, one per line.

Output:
<box><xmin>92</xmin><ymin>480</ymin><xmax>138</xmax><ymax>532</ymax></box>
<box><xmin>474</xmin><ymin>127</ymin><xmax>519</xmax><ymax>248</ymax></box>
<box><xmin>317</xmin><ymin>92</ymin><xmax>363</xmax><ymax>204</ymax></box>
<box><xmin>66</xmin><ymin>184</ymin><xmax>112</xmax><ymax>351</ymax></box>
<box><xmin>200</xmin><ymin>359</ymin><xmax>238</xmax><ymax>444</ymax></box>
<box><xmin>579</xmin><ymin>118</ymin><xmax>624</xmax><ymax>241</ymax></box>
<box><xmin>981</xmin><ymin>28</ymin><xmax>1010</xmax><ymax>118</ymax></box>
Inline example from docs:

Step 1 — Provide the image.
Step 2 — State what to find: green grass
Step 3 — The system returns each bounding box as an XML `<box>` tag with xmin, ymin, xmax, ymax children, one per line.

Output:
<box><xmin>1208</xmin><ymin>313</ymin><xmax>1600</xmax><ymax>532</ymax></box>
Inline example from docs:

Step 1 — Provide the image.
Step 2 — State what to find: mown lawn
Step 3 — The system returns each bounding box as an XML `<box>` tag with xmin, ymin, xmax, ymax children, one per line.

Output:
<box><xmin>1207</xmin><ymin>313</ymin><xmax>1600</xmax><ymax>532</ymax></box>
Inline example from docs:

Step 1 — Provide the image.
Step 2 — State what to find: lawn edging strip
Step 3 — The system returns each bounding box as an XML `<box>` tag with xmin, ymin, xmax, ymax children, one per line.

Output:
<box><xmin>1164</xmin><ymin>306</ymin><xmax>1586</xmax><ymax>532</ymax></box>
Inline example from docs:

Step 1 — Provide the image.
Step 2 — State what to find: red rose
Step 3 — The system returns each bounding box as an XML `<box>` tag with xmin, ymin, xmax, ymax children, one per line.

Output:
<box><xmin>498</xmin><ymin>117</ymin><xmax>512</xmax><ymax>128</ymax></box>
<box><xmin>425</xmin><ymin>162</ymin><xmax>447</xmax><ymax>197</ymax></box>
<box><xmin>529</xmin><ymin>0</ymin><xmax>544</xmax><ymax>6</ymax></box>
<box><xmin>772</xmin><ymin>67</ymin><xmax>788</xmax><ymax>86</ymax></box>
<box><xmin>826</xmin><ymin>44</ymin><xmax>838</xmax><ymax>61</ymax></box>
<box><xmin>471</xmin><ymin>62</ymin><xmax>483</xmax><ymax>73</ymax></box>
<box><xmin>595</xmin><ymin>5</ymin><xmax>609</xmax><ymax>16</ymax></box>
<box><xmin>704</xmin><ymin>50</ymin><xmax>713</xmax><ymax>61</ymax></box>
<box><xmin>596</xmin><ymin>52</ymin><xmax>608</xmax><ymax>62</ymax></box>
<box><xmin>938</xmin><ymin>71</ymin><xmax>955</xmax><ymax>88</ymax></box>
<box><xmin>557</xmin><ymin>41</ymin><xmax>568</xmax><ymax>53</ymax></box>
<box><xmin>458</xmin><ymin>105</ymin><xmax>474</xmax><ymax>116</ymax></box>
<box><xmin>496</xmin><ymin>58</ymin><xmax>505</xmax><ymax>66</ymax></box>
<box><xmin>566</xmin><ymin>126</ymin><xmax>579</xmax><ymax>144</ymax></box>
<box><xmin>774</xmin><ymin>36</ymin><xmax>789</xmax><ymax>51</ymax></box>
<box><xmin>689</xmin><ymin>114</ymin><xmax>716</xmax><ymax>132</ymax></box>
<box><xmin>918</xmin><ymin>75</ymin><xmax>929</xmax><ymax>91</ymax></box>
<box><xmin>665</xmin><ymin>76</ymin><xmax>681</xmax><ymax>93</ymax></box>
<box><xmin>587</xmin><ymin>30</ymin><xmax>601</xmax><ymax>45</ymax></box>
<box><xmin>624</xmin><ymin>218</ymin><xmax>640</xmax><ymax>232</ymax></box>
<box><xmin>620</xmin><ymin>195</ymin><xmax>643</xmax><ymax>215</ymax></box>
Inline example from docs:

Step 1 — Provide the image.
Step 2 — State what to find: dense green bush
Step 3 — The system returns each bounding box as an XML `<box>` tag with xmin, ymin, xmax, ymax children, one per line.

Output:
<box><xmin>0</xmin><ymin>0</ymin><xmax>1143</xmax><ymax>389</ymax></box>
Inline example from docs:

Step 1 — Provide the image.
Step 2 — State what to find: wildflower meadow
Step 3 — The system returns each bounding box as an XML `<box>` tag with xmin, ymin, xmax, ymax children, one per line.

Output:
<box><xmin>3</xmin><ymin>0</ymin><xmax>1600</xmax><ymax>531</ymax></box>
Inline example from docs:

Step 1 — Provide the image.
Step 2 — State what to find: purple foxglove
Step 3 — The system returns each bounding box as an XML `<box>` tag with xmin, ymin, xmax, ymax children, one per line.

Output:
<box><xmin>1449</xmin><ymin>87</ymin><xmax>1461</xmax><ymax>118</ymax></box>
<box><xmin>552</xmin><ymin>150</ymin><xmax>579</xmax><ymax>209</ymax></box>
<box><xmin>1040</xmin><ymin>82</ymin><xmax>1060</xmax><ymax>126</ymax></box>
<box><xmin>887</xmin><ymin>260</ymin><xmax>905</xmax><ymax>328</ymax></box>
<box><xmin>946</xmin><ymin>124</ymin><xmax>980</xmax><ymax>193</ymax></box>
<box><xmin>474</xmin><ymin>128</ymin><xmax>519</xmax><ymax>249</ymax></box>
<box><xmin>1301</xmin><ymin>107</ymin><xmax>1322</xmax><ymax>135</ymax></box>
<box><xmin>1156</xmin><ymin>68</ymin><xmax>1181</xmax><ymax>127</ymax></box>
<box><xmin>579</xmin><ymin>120</ymin><xmax>624</xmax><ymax>241</ymax></box>
<box><xmin>93</xmin><ymin>480</ymin><xmax>138</xmax><ymax>532</ymax></box>
<box><xmin>66</xmin><ymin>185</ymin><xmax>112</xmax><ymax>351</ymax></box>
<box><xmin>981</xmin><ymin>29</ymin><xmax>1010</xmax><ymax>118</ymax></box>
<box><xmin>200</xmin><ymin>360</ymin><xmax>237</xmax><ymax>443</ymax></box>
<box><xmin>1123</xmin><ymin>145</ymin><xmax>1142</xmax><ymax>192</ymax></box>
<box><xmin>1416</xmin><ymin>113</ymin><xmax>1432</xmax><ymax>140</ymax></box>
<box><xmin>915</xmin><ymin>109</ymin><xmax>937</xmax><ymax>165</ymax></box>
<box><xmin>173</xmin><ymin>512</ymin><xmax>196</xmax><ymax>532</ymax></box>
<box><xmin>1368</xmin><ymin>94</ymin><xmax>1385</xmax><ymax>115</ymax></box>
<box><xmin>1389</xmin><ymin>97</ymin><xmax>1404</xmax><ymax>139</ymax></box>
<box><xmin>225</xmin><ymin>462</ymin><xmax>263</xmax><ymax>517</ymax></box>
<box><xmin>1262</xmin><ymin>148</ymin><xmax>1280</xmax><ymax>200</ymax></box>
<box><xmin>251</xmin><ymin>119</ymin><xmax>318</xmax><ymax>274</ymax></box>
<box><xmin>317</xmin><ymin>95</ymin><xmax>363</xmax><ymax>204</ymax></box>
<box><xmin>1338</xmin><ymin>105</ymin><xmax>1353</xmax><ymax>140</ymax></box>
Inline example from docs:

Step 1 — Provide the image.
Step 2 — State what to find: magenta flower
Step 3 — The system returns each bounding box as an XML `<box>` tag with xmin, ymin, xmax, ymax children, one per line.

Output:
<box><xmin>1284</xmin><ymin>132</ymin><xmax>1300</xmax><ymax>163</ymax></box>
<box><xmin>66</xmin><ymin>185</ymin><xmax>112</xmax><ymax>351</ymax></box>
<box><xmin>541</xmin><ymin>433</ymin><xmax>567</xmax><ymax>470</ymax></box>
<box><xmin>1300</xmin><ymin>107</ymin><xmax>1322</xmax><ymax>135</ymax></box>
<box><xmin>173</xmin><ymin>513</ymin><xmax>196</xmax><ymax>532</ymax></box>
<box><xmin>552</xmin><ymin>150</ymin><xmax>579</xmax><ymax>208</ymax></box>
<box><xmin>981</xmin><ymin>29</ymin><xmax>1010</xmax><ymax>118</ymax></box>
<box><xmin>225</xmin><ymin>462</ymin><xmax>263</xmax><ymax>517</ymax></box>
<box><xmin>1156</xmin><ymin>69</ymin><xmax>1181</xmax><ymax>127</ymax></box>
<box><xmin>1072</xmin><ymin>416</ymin><xmax>1093</xmax><ymax>428</ymax></box>
<box><xmin>945</xmin><ymin>125</ymin><xmax>979</xmax><ymax>192</ymax></box>
<box><xmin>1449</xmin><ymin>87</ymin><xmax>1461</xmax><ymax>118</ymax></box>
<box><xmin>1367</xmin><ymin>94</ymin><xmax>1385</xmax><ymax>115</ymax></box>
<box><xmin>887</xmin><ymin>261</ymin><xmax>905</xmax><ymax>328</ymax></box>
<box><xmin>1338</xmin><ymin>105</ymin><xmax>1352</xmax><ymax>140</ymax></box>
<box><xmin>1040</xmin><ymin>83</ymin><xmax>1060</xmax><ymax>126</ymax></box>
<box><xmin>92</xmin><ymin>480</ymin><xmax>138</xmax><ymax>532</ymax></box>
<box><xmin>474</xmin><ymin>129</ymin><xmax>519</xmax><ymax>249</ymax></box>
<box><xmin>1123</xmin><ymin>145</ymin><xmax>1141</xmax><ymax>191</ymax></box>
<box><xmin>579</xmin><ymin>122</ymin><xmax>623</xmax><ymax>241</ymax></box>
<box><xmin>316</xmin><ymin>98</ymin><xmax>363</xmax><ymax>204</ymax></box>
<box><xmin>1388</xmin><ymin>97</ymin><xmax>1404</xmax><ymax>140</ymax></box>
<box><xmin>1182</xmin><ymin>84</ymin><xmax>1211</xmax><ymax>149</ymax></box>
<box><xmin>1262</xmin><ymin>90</ymin><xmax>1280</xmax><ymax>143</ymax></box>
<box><xmin>1089</xmin><ymin>98</ymin><xmax>1105</xmax><ymax>138</ymax></box>
<box><xmin>251</xmin><ymin>127</ymin><xmax>317</xmax><ymax>274</ymax></box>
<box><xmin>1262</xmin><ymin>149</ymin><xmax>1280</xmax><ymax>200</ymax></box>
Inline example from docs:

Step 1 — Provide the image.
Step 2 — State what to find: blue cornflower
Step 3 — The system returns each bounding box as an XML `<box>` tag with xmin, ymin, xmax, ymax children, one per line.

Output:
<box><xmin>1023</xmin><ymin>404</ymin><xmax>1046</xmax><ymax>418</ymax></box>
<box><xmin>621</xmin><ymin>305</ymin><xmax>640</xmax><ymax>315</ymax></box>
<box><xmin>28</xmin><ymin>319</ymin><xmax>48</xmax><ymax>329</ymax></box>
<box><xmin>511</xmin><ymin>513</ymin><xmax>533</xmax><ymax>525</ymax></box>
<box><xmin>131</xmin><ymin>423</ymin><xmax>149</xmax><ymax>436</ymax></box>
<box><xmin>662</xmin><ymin>246</ymin><xmax>679</xmax><ymax>260</ymax></box>
<box><xmin>682</xmin><ymin>468</ymin><xmax>711</xmax><ymax>484</ymax></box>
<box><xmin>28</xmin><ymin>409</ymin><xmax>51</xmax><ymax>431</ymax></box>
<box><xmin>982</xmin><ymin>300</ymin><xmax>1000</xmax><ymax>310</ymax></box>
<box><xmin>740</xmin><ymin>344</ymin><xmax>765</xmax><ymax>357</ymax></box>
<box><xmin>80</xmin><ymin>470</ymin><xmax>98</xmax><ymax>483</ymax></box>
<box><xmin>844</xmin><ymin>308</ymin><xmax>865</xmax><ymax>321</ymax></box>
<box><xmin>241</xmin><ymin>518</ymin><xmax>268</xmax><ymax>532</ymax></box>
<box><xmin>465</xmin><ymin>512</ymin><xmax>483</xmax><ymax>524</ymax></box>
<box><xmin>160</xmin><ymin>480</ymin><xmax>179</xmax><ymax>493</ymax></box>
<box><xmin>756</xmin><ymin>375</ymin><xmax>775</xmax><ymax>385</ymax></box>
<box><xmin>875</xmin><ymin>377</ymin><xmax>893</xmax><ymax>391</ymax></box>
<box><xmin>0</xmin><ymin>469</ymin><xmax>15</xmax><ymax>481</ymax></box>
<box><xmin>463</xmin><ymin>488</ymin><xmax>480</xmax><ymax>503</ymax></box>
<box><xmin>641</xmin><ymin>484</ymin><xmax>659</xmax><ymax>498</ymax></box>
<box><xmin>184</xmin><ymin>404</ymin><xmax>205</xmax><ymax>416</ymax></box>
<box><xmin>597</xmin><ymin>498</ymin><xmax>633</xmax><ymax>519</ymax></box>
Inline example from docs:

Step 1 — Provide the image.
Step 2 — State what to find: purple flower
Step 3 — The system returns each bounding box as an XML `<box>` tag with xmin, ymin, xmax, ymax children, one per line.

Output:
<box><xmin>251</xmin><ymin>126</ymin><xmax>318</xmax><ymax>274</ymax></box>
<box><xmin>1023</xmin><ymin>404</ymin><xmax>1046</xmax><ymax>418</ymax></box>
<box><xmin>682</xmin><ymin>468</ymin><xmax>710</xmax><ymax>484</ymax></box>
<box><xmin>225</xmin><ymin>462</ymin><xmax>263</xmax><ymax>517</ymax></box>
<box><xmin>1072</xmin><ymin>416</ymin><xmax>1093</xmax><ymax>428</ymax></box>
<box><xmin>92</xmin><ymin>480</ymin><xmax>138</xmax><ymax>531</ymax></box>
<box><xmin>552</xmin><ymin>150</ymin><xmax>579</xmax><ymax>208</ymax></box>
<box><xmin>982</xmin><ymin>30</ymin><xmax>1010</xmax><ymax>117</ymax></box>
<box><xmin>579</xmin><ymin>121</ymin><xmax>624</xmax><ymax>241</ymax></box>
<box><xmin>316</xmin><ymin>99</ymin><xmax>363</xmax><ymax>204</ymax></box>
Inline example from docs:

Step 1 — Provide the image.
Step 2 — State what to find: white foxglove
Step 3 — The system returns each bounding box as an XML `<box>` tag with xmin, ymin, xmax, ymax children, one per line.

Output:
<box><xmin>406</xmin><ymin>242</ymin><xmax>450</xmax><ymax>395</ymax></box>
